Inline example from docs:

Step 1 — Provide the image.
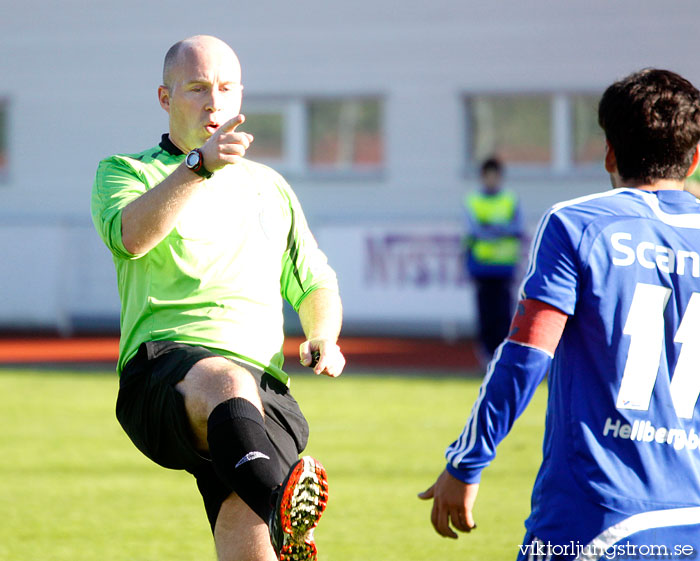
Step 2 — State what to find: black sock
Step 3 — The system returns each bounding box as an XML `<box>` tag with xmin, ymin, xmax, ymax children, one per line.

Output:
<box><xmin>207</xmin><ymin>397</ymin><xmax>283</xmax><ymax>523</ymax></box>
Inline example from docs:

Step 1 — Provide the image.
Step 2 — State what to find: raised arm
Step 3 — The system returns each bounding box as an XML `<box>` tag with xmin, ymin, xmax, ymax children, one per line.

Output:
<box><xmin>120</xmin><ymin>115</ymin><xmax>253</xmax><ymax>255</ymax></box>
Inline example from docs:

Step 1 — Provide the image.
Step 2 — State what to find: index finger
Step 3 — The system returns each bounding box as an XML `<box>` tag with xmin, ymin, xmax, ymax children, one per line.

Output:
<box><xmin>220</xmin><ymin>114</ymin><xmax>245</xmax><ymax>132</ymax></box>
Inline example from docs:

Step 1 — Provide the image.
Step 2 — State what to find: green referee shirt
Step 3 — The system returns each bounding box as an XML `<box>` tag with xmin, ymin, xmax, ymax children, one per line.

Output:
<box><xmin>91</xmin><ymin>135</ymin><xmax>339</xmax><ymax>386</ymax></box>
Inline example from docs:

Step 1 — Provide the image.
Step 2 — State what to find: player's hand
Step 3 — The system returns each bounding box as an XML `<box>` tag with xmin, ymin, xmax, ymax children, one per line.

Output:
<box><xmin>200</xmin><ymin>114</ymin><xmax>254</xmax><ymax>171</ymax></box>
<box><xmin>299</xmin><ymin>338</ymin><xmax>345</xmax><ymax>377</ymax></box>
<box><xmin>418</xmin><ymin>469</ymin><xmax>479</xmax><ymax>538</ymax></box>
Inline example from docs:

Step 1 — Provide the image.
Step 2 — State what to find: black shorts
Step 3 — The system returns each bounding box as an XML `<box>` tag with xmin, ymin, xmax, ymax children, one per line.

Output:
<box><xmin>116</xmin><ymin>341</ymin><xmax>309</xmax><ymax>530</ymax></box>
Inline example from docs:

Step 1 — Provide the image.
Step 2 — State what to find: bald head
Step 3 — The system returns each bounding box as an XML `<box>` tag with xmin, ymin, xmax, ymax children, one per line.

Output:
<box><xmin>157</xmin><ymin>35</ymin><xmax>244</xmax><ymax>152</ymax></box>
<box><xmin>162</xmin><ymin>35</ymin><xmax>240</xmax><ymax>88</ymax></box>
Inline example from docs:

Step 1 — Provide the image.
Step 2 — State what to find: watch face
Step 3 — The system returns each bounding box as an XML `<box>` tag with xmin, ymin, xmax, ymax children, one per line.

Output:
<box><xmin>186</xmin><ymin>150</ymin><xmax>200</xmax><ymax>168</ymax></box>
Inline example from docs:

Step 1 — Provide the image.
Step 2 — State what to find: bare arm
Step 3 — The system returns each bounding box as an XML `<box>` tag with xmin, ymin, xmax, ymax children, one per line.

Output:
<box><xmin>121</xmin><ymin>165</ymin><xmax>205</xmax><ymax>254</ymax></box>
<box><xmin>120</xmin><ymin>115</ymin><xmax>253</xmax><ymax>255</ymax></box>
<box><xmin>297</xmin><ymin>288</ymin><xmax>345</xmax><ymax>377</ymax></box>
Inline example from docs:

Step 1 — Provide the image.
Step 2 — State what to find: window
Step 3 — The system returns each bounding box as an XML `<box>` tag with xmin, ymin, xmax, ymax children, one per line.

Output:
<box><xmin>307</xmin><ymin>98</ymin><xmax>383</xmax><ymax>170</ymax></box>
<box><xmin>469</xmin><ymin>94</ymin><xmax>552</xmax><ymax>165</ymax></box>
<box><xmin>465</xmin><ymin>92</ymin><xmax>604</xmax><ymax>174</ymax></box>
<box><xmin>0</xmin><ymin>98</ymin><xmax>7</xmax><ymax>179</ymax></box>
<box><xmin>244</xmin><ymin>111</ymin><xmax>284</xmax><ymax>161</ymax></box>
<box><xmin>243</xmin><ymin>96</ymin><xmax>384</xmax><ymax>175</ymax></box>
<box><xmin>242</xmin><ymin>99</ymin><xmax>289</xmax><ymax>165</ymax></box>
<box><xmin>571</xmin><ymin>94</ymin><xmax>605</xmax><ymax>165</ymax></box>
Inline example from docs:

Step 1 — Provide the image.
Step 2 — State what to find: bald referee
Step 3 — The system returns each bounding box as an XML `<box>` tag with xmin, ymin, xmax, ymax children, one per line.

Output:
<box><xmin>91</xmin><ymin>35</ymin><xmax>344</xmax><ymax>561</ymax></box>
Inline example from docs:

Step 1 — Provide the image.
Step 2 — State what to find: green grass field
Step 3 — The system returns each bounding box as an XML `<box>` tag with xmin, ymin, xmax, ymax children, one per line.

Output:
<box><xmin>0</xmin><ymin>368</ymin><xmax>546</xmax><ymax>561</ymax></box>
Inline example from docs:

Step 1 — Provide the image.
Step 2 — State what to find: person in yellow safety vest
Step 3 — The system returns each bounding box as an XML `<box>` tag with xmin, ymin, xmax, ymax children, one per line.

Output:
<box><xmin>463</xmin><ymin>157</ymin><xmax>523</xmax><ymax>363</ymax></box>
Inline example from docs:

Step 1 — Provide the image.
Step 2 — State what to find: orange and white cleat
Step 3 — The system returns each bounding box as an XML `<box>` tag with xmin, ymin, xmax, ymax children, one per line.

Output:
<box><xmin>269</xmin><ymin>456</ymin><xmax>329</xmax><ymax>561</ymax></box>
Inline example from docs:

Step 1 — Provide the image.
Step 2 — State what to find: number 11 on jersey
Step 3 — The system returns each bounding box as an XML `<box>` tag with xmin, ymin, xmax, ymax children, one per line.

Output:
<box><xmin>616</xmin><ymin>282</ymin><xmax>700</xmax><ymax>419</ymax></box>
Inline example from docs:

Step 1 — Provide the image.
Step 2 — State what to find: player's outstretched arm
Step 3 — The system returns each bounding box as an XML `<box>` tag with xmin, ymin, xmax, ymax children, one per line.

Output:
<box><xmin>121</xmin><ymin>115</ymin><xmax>253</xmax><ymax>255</ymax></box>
<box><xmin>418</xmin><ymin>471</ymin><xmax>479</xmax><ymax>538</ymax></box>
<box><xmin>418</xmin><ymin>299</ymin><xmax>567</xmax><ymax>538</ymax></box>
<box><xmin>298</xmin><ymin>288</ymin><xmax>345</xmax><ymax>377</ymax></box>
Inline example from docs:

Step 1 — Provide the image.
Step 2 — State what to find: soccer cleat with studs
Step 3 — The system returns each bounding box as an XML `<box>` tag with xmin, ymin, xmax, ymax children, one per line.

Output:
<box><xmin>269</xmin><ymin>456</ymin><xmax>329</xmax><ymax>561</ymax></box>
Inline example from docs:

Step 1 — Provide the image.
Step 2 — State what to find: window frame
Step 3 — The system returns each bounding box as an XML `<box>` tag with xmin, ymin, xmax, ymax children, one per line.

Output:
<box><xmin>568</xmin><ymin>92</ymin><xmax>607</xmax><ymax>172</ymax></box>
<box><xmin>463</xmin><ymin>90</ymin><xmax>605</xmax><ymax>178</ymax></box>
<box><xmin>0</xmin><ymin>97</ymin><xmax>8</xmax><ymax>183</ymax></box>
<box><xmin>242</xmin><ymin>93</ymin><xmax>385</xmax><ymax>180</ymax></box>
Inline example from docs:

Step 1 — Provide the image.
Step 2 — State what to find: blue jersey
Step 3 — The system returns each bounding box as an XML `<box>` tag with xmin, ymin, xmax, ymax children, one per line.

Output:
<box><xmin>447</xmin><ymin>188</ymin><xmax>700</xmax><ymax>549</ymax></box>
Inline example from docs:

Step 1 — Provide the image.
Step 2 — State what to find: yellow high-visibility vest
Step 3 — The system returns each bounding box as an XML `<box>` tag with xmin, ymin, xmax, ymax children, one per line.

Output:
<box><xmin>464</xmin><ymin>190</ymin><xmax>520</xmax><ymax>266</ymax></box>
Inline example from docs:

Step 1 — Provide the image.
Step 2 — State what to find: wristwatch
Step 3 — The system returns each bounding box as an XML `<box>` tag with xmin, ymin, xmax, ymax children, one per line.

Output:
<box><xmin>185</xmin><ymin>148</ymin><xmax>213</xmax><ymax>179</ymax></box>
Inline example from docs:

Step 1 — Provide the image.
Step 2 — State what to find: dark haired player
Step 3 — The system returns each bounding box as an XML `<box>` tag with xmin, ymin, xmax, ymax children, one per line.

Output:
<box><xmin>92</xmin><ymin>35</ymin><xmax>344</xmax><ymax>561</ymax></box>
<box><xmin>420</xmin><ymin>69</ymin><xmax>700</xmax><ymax>557</ymax></box>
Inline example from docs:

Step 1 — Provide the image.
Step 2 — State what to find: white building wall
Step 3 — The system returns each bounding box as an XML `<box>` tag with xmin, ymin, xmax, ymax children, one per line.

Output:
<box><xmin>2</xmin><ymin>0</ymin><xmax>700</xmax><ymax>332</ymax></box>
